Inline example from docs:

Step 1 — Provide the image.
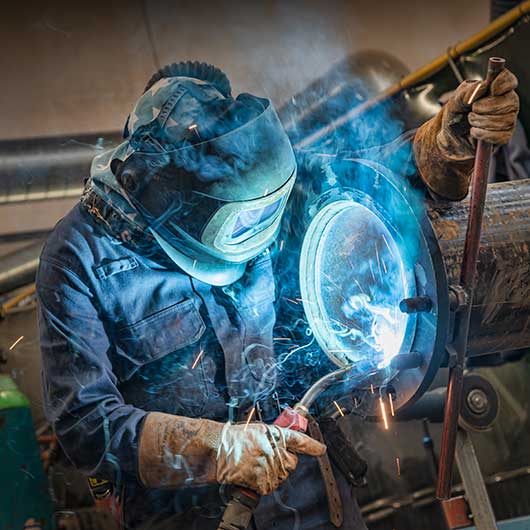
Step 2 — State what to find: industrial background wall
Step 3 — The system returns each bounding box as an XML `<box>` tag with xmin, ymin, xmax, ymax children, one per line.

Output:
<box><xmin>0</xmin><ymin>0</ymin><xmax>489</xmax><ymax>239</ymax></box>
<box><xmin>1</xmin><ymin>0</ymin><xmax>488</xmax><ymax>140</ymax></box>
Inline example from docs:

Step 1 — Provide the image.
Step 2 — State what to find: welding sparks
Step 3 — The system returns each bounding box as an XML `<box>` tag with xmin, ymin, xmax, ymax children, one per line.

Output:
<box><xmin>381</xmin><ymin>234</ymin><xmax>395</xmax><ymax>258</ymax></box>
<box><xmin>467</xmin><ymin>83</ymin><xmax>482</xmax><ymax>105</ymax></box>
<box><xmin>296</xmin><ymin>298</ymin><xmax>316</xmax><ymax>305</ymax></box>
<box><xmin>375</xmin><ymin>246</ymin><xmax>383</xmax><ymax>280</ymax></box>
<box><xmin>191</xmin><ymin>349</ymin><xmax>204</xmax><ymax>369</ymax></box>
<box><xmin>396</xmin><ymin>457</ymin><xmax>401</xmax><ymax>477</ymax></box>
<box><xmin>188</xmin><ymin>123</ymin><xmax>201</xmax><ymax>140</ymax></box>
<box><xmin>244</xmin><ymin>407</ymin><xmax>256</xmax><ymax>431</ymax></box>
<box><xmin>370</xmin><ymin>383</ymin><xmax>375</xmax><ymax>394</ymax></box>
<box><xmin>389</xmin><ymin>394</ymin><xmax>395</xmax><ymax>417</ymax></box>
<box><xmin>283</xmin><ymin>297</ymin><xmax>299</xmax><ymax>305</ymax></box>
<box><xmin>333</xmin><ymin>400</ymin><xmax>345</xmax><ymax>417</ymax></box>
<box><xmin>379</xmin><ymin>397</ymin><xmax>389</xmax><ymax>430</ymax></box>
<box><xmin>9</xmin><ymin>336</ymin><xmax>24</xmax><ymax>351</ymax></box>
<box><xmin>273</xmin><ymin>337</ymin><xmax>291</xmax><ymax>341</ymax></box>
<box><xmin>369</xmin><ymin>261</ymin><xmax>376</xmax><ymax>283</ymax></box>
<box><xmin>279</xmin><ymin>240</ymin><xmax>284</xmax><ymax>251</ymax></box>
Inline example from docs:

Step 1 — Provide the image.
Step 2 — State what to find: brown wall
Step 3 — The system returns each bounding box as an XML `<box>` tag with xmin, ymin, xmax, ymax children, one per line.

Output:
<box><xmin>0</xmin><ymin>0</ymin><xmax>488</xmax><ymax>140</ymax></box>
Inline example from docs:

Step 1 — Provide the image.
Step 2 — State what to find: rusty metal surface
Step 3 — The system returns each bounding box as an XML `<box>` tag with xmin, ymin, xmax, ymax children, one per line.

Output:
<box><xmin>428</xmin><ymin>179</ymin><xmax>530</xmax><ymax>356</ymax></box>
<box><xmin>442</xmin><ymin>496</ymin><xmax>473</xmax><ymax>529</ymax></box>
<box><xmin>0</xmin><ymin>131</ymin><xmax>121</xmax><ymax>205</ymax></box>
<box><xmin>436</xmin><ymin>57</ymin><xmax>505</xmax><ymax>501</ymax></box>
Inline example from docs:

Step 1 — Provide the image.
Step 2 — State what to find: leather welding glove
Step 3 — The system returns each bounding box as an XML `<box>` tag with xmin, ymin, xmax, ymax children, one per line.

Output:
<box><xmin>414</xmin><ymin>68</ymin><xmax>519</xmax><ymax>200</ymax></box>
<box><xmin>138</xmin><ymin>412</ymin><xmax>326</xmax><ymax>495</ymax></box>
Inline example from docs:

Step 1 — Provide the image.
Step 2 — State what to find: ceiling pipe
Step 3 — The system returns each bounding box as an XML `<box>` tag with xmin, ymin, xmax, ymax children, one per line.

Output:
<box><xmin>0</xmin><ymin>131</ymin><xmax>121</xmax><ymax>206</ymax></box>
<box><xmin>0</xmin><ymin>241</ymin><xmax>45</xmax><ymax>295</ymax></box>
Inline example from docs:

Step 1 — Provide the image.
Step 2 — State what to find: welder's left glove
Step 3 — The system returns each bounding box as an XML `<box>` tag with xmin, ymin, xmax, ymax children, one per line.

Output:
<box><xmin>413</xmin><ymin>68</ymin><xmax>519</xmax><ymax>200</ymax></box>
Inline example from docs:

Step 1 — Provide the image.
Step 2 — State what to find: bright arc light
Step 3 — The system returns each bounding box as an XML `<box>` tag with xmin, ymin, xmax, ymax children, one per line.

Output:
<box><xmin>300</xmin><ymin>199</ymin><xmax>414</xmax><ymax>369</ymax></box>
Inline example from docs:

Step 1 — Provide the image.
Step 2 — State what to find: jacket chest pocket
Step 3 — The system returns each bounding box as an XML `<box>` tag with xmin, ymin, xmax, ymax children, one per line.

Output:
<box><xmin>113</xmin><ymin>298</ymin><xmax>205</xmax><ymax>381</ymax></box>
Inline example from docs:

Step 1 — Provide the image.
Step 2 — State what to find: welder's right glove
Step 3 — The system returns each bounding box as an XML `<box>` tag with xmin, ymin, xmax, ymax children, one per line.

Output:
<box><xmin>138</xmin><ymin>412</ymin><xmax>326</xmax><ymax>495</ymax></box>
<box><xmin>413</xmin><ymin>68</ymin><xmax>519</xmax><ymax>200</ymax></box>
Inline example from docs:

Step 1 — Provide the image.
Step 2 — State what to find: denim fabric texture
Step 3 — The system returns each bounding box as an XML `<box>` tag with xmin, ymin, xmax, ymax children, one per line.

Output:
<box><xmin>37</xmin><ymin>202</ymin><xmax>366</xmax><ymax>529</ymax></box>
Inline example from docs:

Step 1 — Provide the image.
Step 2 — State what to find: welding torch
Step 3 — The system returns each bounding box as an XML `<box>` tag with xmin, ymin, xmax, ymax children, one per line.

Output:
<box><xmin>217</xmin><ymin>363</ymin><xmax>366</xmax><ymax>530</ymax></box>
<box><xmin>436</xmin><ymin>57</ymin><xmax>506</xmax><ymax>501</ymax></box>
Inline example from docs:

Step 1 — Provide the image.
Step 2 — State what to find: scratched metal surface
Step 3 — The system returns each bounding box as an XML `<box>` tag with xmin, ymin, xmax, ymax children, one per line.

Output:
<box><xmin>428</xmin><ymin>178</ymin><xmax>530</xmax><ymax>356</ymax></box>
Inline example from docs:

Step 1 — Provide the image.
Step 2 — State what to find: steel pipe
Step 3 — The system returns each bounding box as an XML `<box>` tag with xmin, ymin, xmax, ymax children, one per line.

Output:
<box><xmin>0</xmin><ymin>131</ymin><xmax>121</xmax><ymax>205</ymax></box>
<box><xmin>0</xmin><ymin>242</ymin><xmax>44</xmax><ymax>294</ymax></box>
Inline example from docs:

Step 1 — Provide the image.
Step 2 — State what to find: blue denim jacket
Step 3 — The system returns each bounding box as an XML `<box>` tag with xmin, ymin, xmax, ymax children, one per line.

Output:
<box><xmin>37</xmin><ymin>200</ymin><xmax>366</xmax><ymax>529</ymax></box>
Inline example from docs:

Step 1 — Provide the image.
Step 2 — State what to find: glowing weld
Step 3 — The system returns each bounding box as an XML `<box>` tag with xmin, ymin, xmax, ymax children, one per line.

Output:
<box><xmin>296</xmin><ymin>298</ymin><xmax>315</xmax><ymax>305</ymax></box>
<box><xmin>188</xmin><ymin>124</ymin><xmax>201</xmax><ymax>140</ymax></box>
<box><xmin>333</xmin><ymin>401</ymin><xmax>345</xmax><ymax>417</ymax></box>
<box><xmin>9</xmin><ymin>335</ymin><xmax>24</xmax><ymax>351</ymax></box>
<box><xmin>389</xmin><ymin>394</ymin><xmax>395</xmax><ymax>417</ymax></box>
<box><xmin>191</xmin><ymin>349</ymin><xmax>204</xmax><ymax>369</ymax></box>
<box><xmin>379</xmin><ymin>397</ymin><xmax>389</xmax><ymax>430</ymax></box>
<box><xmin>244</xmin><ymin>407</ymin><xmax>256</xmax><ymax>431</ymax></box>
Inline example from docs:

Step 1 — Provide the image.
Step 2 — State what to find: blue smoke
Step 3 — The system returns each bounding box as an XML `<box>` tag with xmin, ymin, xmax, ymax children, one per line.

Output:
<box><xmin>272</xmin><ymin>72</ymin><xmax>426</xmax><ymax>407</ymax></box>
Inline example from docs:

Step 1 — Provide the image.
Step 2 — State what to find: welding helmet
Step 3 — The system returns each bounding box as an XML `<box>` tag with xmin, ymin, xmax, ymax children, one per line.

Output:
<box><xmin>112</xmin><ymin>62</ymin><xmax>297</xmax><ymax>286</ymax></box>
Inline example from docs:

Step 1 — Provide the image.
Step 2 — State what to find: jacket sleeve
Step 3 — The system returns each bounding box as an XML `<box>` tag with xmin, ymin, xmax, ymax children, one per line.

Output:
<box><xmin>36</xmin><ymin>256</ymin><xmax>147</xmax><ymax>483</ymax></box>
<box><xmin>349</xmin><ymin>129</ymin><xmax>470</xmax><ymax>201</ymax></box>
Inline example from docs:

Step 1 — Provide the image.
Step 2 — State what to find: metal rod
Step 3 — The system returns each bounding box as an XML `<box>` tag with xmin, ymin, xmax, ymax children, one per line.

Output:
<box><xmin>455</xmin><ymin>430</ymin><xmax>498</xmax><ymax>530</ymax></box>
<box><xmin>436</xmin><ymin>57</ymin><xmax>506</xmax><ymax>500</ymax></box>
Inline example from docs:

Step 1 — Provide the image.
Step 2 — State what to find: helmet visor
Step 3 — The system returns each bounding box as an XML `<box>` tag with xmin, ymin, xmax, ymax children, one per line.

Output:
<box><xmin>119</xmin><ymin>101</ymin><xmax>296</xmax><ymax>262</ymax></box>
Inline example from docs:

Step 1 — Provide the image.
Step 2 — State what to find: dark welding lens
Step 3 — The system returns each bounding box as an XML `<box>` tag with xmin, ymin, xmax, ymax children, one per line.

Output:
<box><xmin>231</xmin><ymin>198</ymin><xmax>283</xmax><ymax>239</ymax></box>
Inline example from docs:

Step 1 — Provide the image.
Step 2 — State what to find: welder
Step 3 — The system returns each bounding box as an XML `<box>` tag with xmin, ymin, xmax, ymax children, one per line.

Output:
<box><xmin>36</xmin><ymin>61</ymin><xmax>519</xmax><ymax>529</ymax></box>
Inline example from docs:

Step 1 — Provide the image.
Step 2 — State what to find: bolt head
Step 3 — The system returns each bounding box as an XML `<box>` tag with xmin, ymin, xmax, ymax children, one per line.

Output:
<box><xmin>467</xmin><ymin>388</ymin><xmax>488</xmax><ymax>414</ymax></box>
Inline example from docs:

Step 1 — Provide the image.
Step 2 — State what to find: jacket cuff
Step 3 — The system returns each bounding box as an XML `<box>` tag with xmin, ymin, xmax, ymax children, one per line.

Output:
<box><xmin>413</xmin><ymin>112</ymin><xmax>474</xmax><ymax>201</ymax></box>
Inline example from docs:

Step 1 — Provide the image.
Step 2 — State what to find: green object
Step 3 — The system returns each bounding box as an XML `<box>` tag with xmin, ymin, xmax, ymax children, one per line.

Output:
<box><xmin>0</xmin><ymin>375</ymin><xmax>54</xmax><ymax>530</ymax></box>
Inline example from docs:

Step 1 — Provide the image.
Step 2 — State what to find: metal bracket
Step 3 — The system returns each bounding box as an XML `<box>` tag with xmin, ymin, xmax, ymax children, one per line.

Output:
<box><xmin>449</xmin><ymin>285</ymin><xmax>469</xmax><ymax>313</ymax></box>
<box><xmin>455</xmin><ymin>429</ymin><xmax>498</xmax><ymax>530</ymax></box>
